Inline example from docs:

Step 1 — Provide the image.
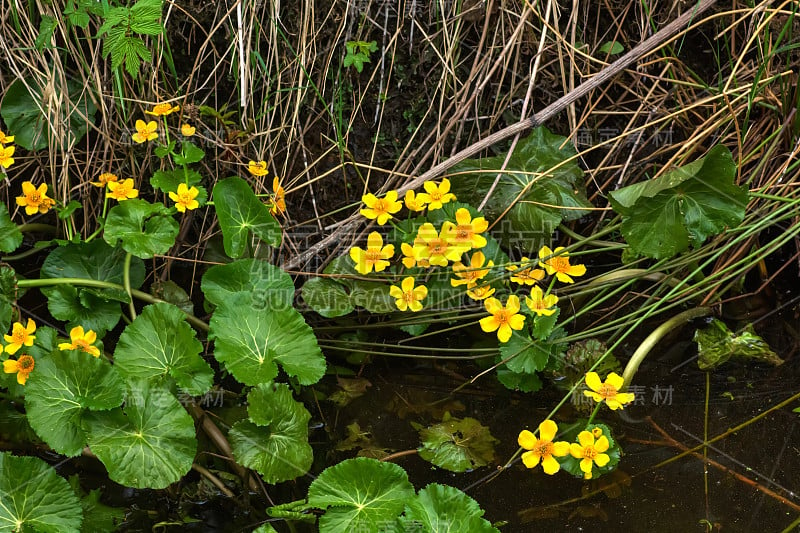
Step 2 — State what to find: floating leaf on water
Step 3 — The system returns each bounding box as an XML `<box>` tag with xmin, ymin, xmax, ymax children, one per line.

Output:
<box><xmin>399</xmin><ymin>483</ymin><xmax>500</xmax><ymax>532</ymax></box>
<box><xmin>414</xmin><ymin>412</ymin><xmax>499</xmax><ymax>472</ymax></box>
<box><xmin>694</xmin><ymin>318</ymin><xmax>783</xmax><ymax>370</ymax></box>
<box><xmin>328</xmin><ymin>377</ymin><xmax>372</xmax><ymax>407</ymax></box>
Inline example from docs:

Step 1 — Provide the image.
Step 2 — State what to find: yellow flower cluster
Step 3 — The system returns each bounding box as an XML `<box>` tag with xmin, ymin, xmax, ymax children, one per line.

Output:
<box><xmin>58</xmin><ymin>326</ymin><xmax>101</xmax><ymax>357</ymax></box>
<box><xmin>16</xmin><ymin>182</ymin><xmax>55</xmax><ymax>215</ymax></box>
<box><xmin>246</xmin><ymin>163</ymin><xmax>286</xmax><ymax>216</ymax></box>
<box><xmin>357</xmin><ymin>178</ymin><xmax>457</xmax><ymax>226</ymax></box>
<box><xmin>0</xmin><ymin>129</ymin><xmax>15</xmax><ymax>171</ymax></box>
<box><xmin>133</xmin><ymin>102</ymin><xmax>195</xmax><ymax>143</ymax></box>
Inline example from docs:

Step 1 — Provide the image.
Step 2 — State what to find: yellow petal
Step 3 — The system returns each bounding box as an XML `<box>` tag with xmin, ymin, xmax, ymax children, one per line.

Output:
<box><xmin>541</xmin><ymin>454</ymin><xmax>561</xmax><ymax>475</ymax></box>
<box><xmin>577</xmin><ymin>430</ymin><xmax>595</xmax><ymax>448</ymax></box>
<box><xmin>594</xmin><ymin>436</ymin><xmax>610</xmax><ymax>453</ymax></box>
<box><xmin>521</xmin><ymin>450</ymin><xmax>540</xmax><ymax>469</ymax></box>
<box><xmin>497</xmin><ymin>324</ymin><xmax>512</xmax><ymax>343</ymax></box>
<box><xmin>552</xmin><ymin>441</ymin><xmax>571</xmax><ymax>457</ymax></box>
<box><xmin>479</xmin><ymin>316</ymin><xmax>498</xmax><ymax>333</ymax></box>
<box><xmin>606</xmin><ymin>372</ymin><xmax>625</xmax><ymax>390</ymax></box>
<box><xmin>584</xmin><ymin>372</ymin><xmax>602</xmax><ymax>393</ymax></box>
<box><xmin>58</xmin><ymin>342</ymin><xmax>75</xmax><ymax>351</ymax></box>
<box><xmin>584</xmin><ymin>390</ymin><xmax>603</xmax><ymax>403</ymax></box>
<box><xmin>483</xmin><ymin>297</ymin><xmax>502</xmax><ymax>315</ymax></box>
<box><xmin>455</xmin><ymin>208</ymin><xmax>471</xmax><ymax>225</ymax></box>
<box><xmin>569</xmin><ymin>443</ymin><xmax>584</xmax><ymax>459</ymax></box>
<box><xmin>389</xmin><ymin>286</ymin><xmax>403</xmax><ymax>299</ymax></box>
<box><xmin>518</xmin><ymin>429</ymin><xmax>537</xmax><ymax>449</ymax></box>
<box><xmin>366</xmin><ymin>231</ymin><xmax>383</xmax><ymax>249</ymax></box>
<box><xmin>3</xmin><ymin>359</ymin><xmax>18</xmax><ymax>373</ymax></box>
<box><xmin>506</xmin><ymin>295</ymin><xmax>520</xmax><ymax>314</ymax></box>
<box><xmin>594</xmin><ymin>453</ymin><xmax>610</xmax><ymax>468</ymax></box>
<box><xmin>538</xmin><ymin>419</ymin><xmax>557</xmax><ymax>442</ymax></box>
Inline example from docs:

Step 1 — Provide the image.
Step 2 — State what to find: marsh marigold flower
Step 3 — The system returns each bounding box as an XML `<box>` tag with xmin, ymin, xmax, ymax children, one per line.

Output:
<box><xmin>417</xmin><ymin>178</ymin><xmax>456</xmax><ymax>210</ymax></box>
<box><xmin>538</xmin><ymin>246</ymin><xmax>586</xmax><ymax>284</ymax></box>
<box><xmin>583</xmin><ymin>371</ymin><xmax>635</xmax><ymax>410</ymax></box>
<box><xmin>0</xmin><ymin>145</ymin><xmax>15</xmax><ymax>169</ymax></box>
<box><xmin>58</xmin><ymin>326</ymin><xmax>101</xmax><ymax>357</ymax></box>
<box><xmin>570</xmin><ymin>430</ymin><xmax>610</xmax><ymax>479</ymax></box>
<box><xmin>404</xmin><ymin>190</ymin><xmax>427</xmax><ymax>212</ymax></box>
<box><xmin>360</xmin><ymin>191</ymin><xmax>402</xmax><ymax>225</ymax></box>
<box><xmin>107</xmin><ymin>179</ymin><xmax>139</xmax><ymax>201</ymax></box>
<box><xmin>480</xmin><ymin>295</ymin><xmax>525</xmax><ymax>343</ymax></box>
<box><xmin>3</xmin><ymin>354</ymin><xmax>34</xmax><ymax>385</ymax></box>
<box><xmin>269</xmin><ymin>177</ymin><xmax>286</xmax><ymax>215</ymax></box>
<box><xmin>451</xmin><ymin>251</ymin><xmax>493</xmax><ymax>288</ymax></box>
<box><xmin>518</xmin><ymin>420</ymin><xmax>571</xmax><ymax>475</ymax></box>
<box><xmin>389</xmin><ymin>277</ymin><xmax>428</xmax><ymax>312</ymax></box>
<box><xmin>181</xmin><ymin>123</ymin><xmax>196</xmax><ymax>136</ymax></box>
<box><xmin>349</xmin><ymin>231</ymin><xmax>394</xmax><ymax>275</ymax></box>
<box><xmin>248</xmin><ymin>160</ymin><xmax>268</xmax><ymax>177</ymax></box>
<box><xmin>169</xmin><ymin>183</ymin><xmax>200</xmax><ymax>212</ymax></box>
<box><xmin>145</xmin><ymin>103</ymin><xmax>180</xmax><ymax>117</ymax></box>
<box><xmin>0</xmin><ymin>131</ymin><xmax>14</xmax><ymax>145</ymax></box>
<box><xmin>132</xmin><ymin>119</ymin><xmax>158</xmax><ymax>143</ymax></box>
<box><xmin>412</xmin><ymin>223</ymin><xmax>468</xmax><ymax>267</ymax></box>
<box><xmin>466</xmin><ymin>284</ymin><xmax>496</xmax><ymax>301</ymax></box>
<box><xmin>507</xmin><ymin>257</ymin><xmax>545</xmax><ymax>285</ymax></box>
<box><xmin>16</xmin><ymin>182</ymin><xmax>53</xmax><ymax>215</ymax></box>
<box><xmin>4</xmin><ymin>318</ymin><xmax>36</xmax><ymax>355</ymax></box>
<box><xmin>91</xmin><ymin>172</ymin><xmax>119</xmax><ymax>188</ymax></box>
<box><xmin>400</xmin><ymin>242</ymin><xmax>429</xmax><ymax>269</ymax></box>
<box><xmin>525</xmin><ymin>286</ymin><xmax>559</xmax><ymax>316</ymax></box>
<box><xmin>443</xmin><ymin>208</ymin><xmax>488</xmax><ymax>249</ymax></box>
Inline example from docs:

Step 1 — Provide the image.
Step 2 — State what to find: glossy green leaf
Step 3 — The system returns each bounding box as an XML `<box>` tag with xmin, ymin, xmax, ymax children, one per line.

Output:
<box><xmin>308</xmin><ymin>458</ymin><xmax>415</xmax><ymax>532</ymax></box>
<box><xmin>414</xmin><ymin>412</ymin><xmax>498</xmax><ymax>472</ymax></box>
<box><xmin>40</xmin><ymin>241</ymin><xmax>145</xmax><ymax>334</ymax></box>
<box><xmin>151</xmin><ymin>279</ymin><xmax>194</xmax><ymax>315</ymax></box>
<box><xmin>229</xmin><ymin>383</ymin><xmax>313</xmax><ymax>483</ymax></box>
<box><xmin>301</xmin><ymin>277</ymin><xmax>353</xmax><ymax>317</ymax></box>
<box><xmin>449</xmin><ymin>127</ymin><xmax>590</xmax><ymax>249</ymax></box>
<box><xmin>174</xmin><ymin>141</ymin><xmax>205</xmax><ymax>165</ymax></box>
<box><xmin>496</xmin><ymin>365</ymin><xmax>542</xmax><ymax>392</ymax></box>
<box><xmin>0</xmin><ymin>453</ymin><xmax>83</xmax><ymax>532</ymax></box>
<box><xmin>25</xmin><ymin>351</ymin><xmax>124</xmax><ymax>456</ymax></box>
<box><xmin>0</xmin><ymin>266</ymin><xmax>17</xmax><ymax>334</ymax></box>
<box><xmin>399</xmin><ymin>484</ymin><xmax>500</xmax><ymax>532</ymax></box>
<box><xmin>0</xmin><ymin>78</ymin><xmax>97</xmax><ymax>151</ymax></box>
<box><xmin>500</xmin><ymin>331</ymin><xmax>551</xmax><ymax>374</ymax></box>
<box><xmin>598</xmin><ymin>41</ymin><xmax>624</xmax><ymax>55</ymax></box>
<box><xmin>201</xmin><ymin>259</ymin><xmax>294</xmax><ymax>311</ymax></box>
<box><xmin>151</xmin><ymin>168</ymin><xmax>203</xmax><ymax>192</ymax></box>
<box><xmin>75</xmin><ymin>486</ymin><xmax>125</xmax><ymax>533</ymax></box>
<box><xmin>0</xmin><ymin>204</ymin><xmax>22</xmax><ymax>253</ymax></box>
<box><xmin>84</xmin><ymin>381</ymin><xmax>197</xmax><ymax>489</ymax></box>
<box><xmin>103</xmin><ymin>199</ymin><xmax>179</xmax><ymax>259</ymax></box>
<box><xmin>609</xmin><ymin>145</ymin><xmax>746</xmax><ymax>259</ymax></box>
<box><xmin>212</xmin><ymin>177</ymin><xmax>281</xmax><ymax>258</ymax></box>
<box><xmin>114</xmin><ymin>302</ymin><xmax>212</xmax><ymax>395</ymax></box>
<box><xmin>209</xmin><ymin>294</ymin><xmax>325</xmax><ymax>385</ymax></box>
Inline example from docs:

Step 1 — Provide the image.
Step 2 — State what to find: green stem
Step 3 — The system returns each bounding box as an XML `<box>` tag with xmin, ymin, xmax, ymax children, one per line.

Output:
<box><xmin>17</xmin><ymin>278</ymin><xmax>209</xmax><ymax>332</ymax></box>
<box><xmin>123</xmin><ymin>252</ymin><xmax>136</xmax><ymax>320</ymax></box>
<box><xmin>585</xmin><ymin>402</ymin><xmax>603</xmax><ymax>427</ymax></box>
<box><xmin>18</xmin><ymin>223</ymin><xmax>57</xmax><ymax>234</ymax></box>
<box><xmin>621</xmin><ymin>306</ymin><xmax>711</xmax><ymax>388</ymax></box>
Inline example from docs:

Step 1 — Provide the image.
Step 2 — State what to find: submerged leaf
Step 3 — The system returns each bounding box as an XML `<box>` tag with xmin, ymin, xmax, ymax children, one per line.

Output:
<box><xmin>414</xmin><ymin>412</ymin><xmax>499</xmax><ymax>472</ymax></box>
<box><xmin>695</xmin><ymin>318</ymin><xmax>783</xmax><ymax>370</ymax></box>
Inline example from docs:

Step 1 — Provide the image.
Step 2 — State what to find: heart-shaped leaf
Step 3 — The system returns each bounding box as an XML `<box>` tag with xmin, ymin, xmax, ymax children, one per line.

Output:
<box><xmin>103</xmin><ymin>199</ymin><xmax>179</xmax><ymax>259</ymax></box>
<box><xmin>212</xmin><ymin>177</ymin><xmax>281</xmax><ymax>258</ymax></box>
<box><xmin>301</xmin><ymin>277</ymin><xmax>354</xmax><ymax>318</ymax></box>
<box><xmin>399</xmin><ymin>483</ymin><xmax>500</xmax><ymax>532</ymax></box>
<box><xmin>201</xmin><ymin>259</ymin><xmax>294</xmax><ymax>311</ymax></box>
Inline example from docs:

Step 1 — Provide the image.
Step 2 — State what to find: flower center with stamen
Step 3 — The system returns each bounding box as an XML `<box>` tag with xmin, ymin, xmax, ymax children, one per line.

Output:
<box><xmin>17</xmin><ymin>355</ymin><xmax>34</xmax><ymax>372</ymax></box>
<box><xmin>536</xmin><ymin>442</ymin><xmax>553</xmax><ymax>456</ymax></box>
<box><xmin>496</xmin><ymin>310</ymin><xmax>509</xmax><ymax>325</ymax></box>
<box><xmin>598</xmin><ymin>383</ymin><xmax>617</xmax><ymax>399</ymax></box>
<box><xmin>584</xmin><ymin>446</ymin><xmax>597</xmax><ymax>459</ymax></box>
<box><xmin>428</xmin><ymin>239</ymin><xmax>447</xmax><ymax>255</ymax></box>
<box><xmin>456</xmin><ymin>225</ymin><xmax>471</xmax><ymax>240</ymax></box>
<box><xmin>552</xmin><ymin>256</ymin><xmax>570</xmax><ymax>272</ymax></box>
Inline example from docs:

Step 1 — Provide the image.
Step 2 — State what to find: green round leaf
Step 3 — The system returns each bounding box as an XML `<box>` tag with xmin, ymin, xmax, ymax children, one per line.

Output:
<box><xmin>415</xmin><ymin>413</ymin><xmax>498</xmax><ymax>472</ymax></box>
<box><xmin>114</xmin><ymin>302</ymin><xmax>212</xmax><ymax>395</ymax></box>
<box><xmin>0</xmin><ymin>453</ymin><xmax>83</xmax><ymax>532</ymax></box>
<box><xmin>209</xmin><ymin>294</ymin><xmax>325</xmax><ymax>386</ymax></box>
<box><xmin>103</xmin><ymin>199</ymin><xmax>179</xmax><ymax>259</ymax></box>
<box><xmin>25</xmin><ymin>352</ymin><xmax>124</xmax><ymax>456</ymax></box>
<box><xmin>40</xmin><ymin>240</ymin><xmax>145</xmax><ymax>334</ymax></box>
<box><xmin>400</xmin><ymin>483</ymin><xmax>500</xmax><ymax>532</ymax></box>
<box><xmin>229</xmin><ymin>383</ymin><xmax>313</xmax><ymax>484</ymax></box>
<box><xmin>308</xmin><ymin>458</ymin><xmax>415</xmax><ymax>532</ymax></box>
<box><xmin>201</xmin><ymin>259</ymin><xmax>294</xmax><ymax>310</ymax></box>
<box><xmin>0</xmin><ymin>204</ymin><xmax>22</xmax><ymax>254</ymax></box>
<box><xmin>301</xmin><ymin>277</ymin><xmax>353</xmax><ymax>317</ymax></box>
<box><xmin>84</xmin><ymin>381</ymin><xmax>197</xmax><ymax>489</ymax></box>
<box><xmin>212</xmin><ymin>177</ymin><xmax>281</xmax><ymax>258</ymax></box>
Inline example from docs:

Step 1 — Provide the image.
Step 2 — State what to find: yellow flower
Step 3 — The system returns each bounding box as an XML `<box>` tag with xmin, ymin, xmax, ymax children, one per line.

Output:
<box><xmin>569</xmin><ymin>430</ymin><xmax>610</xmax><ymax>479</ymax></box>
<box><xmin>181</xmin><ymin>123</ymin><xmax>196</xmax><ymax>136</ymax></box>
<box><xmin>417</xmin><ymin>178</ymin><xmax>456</xmax><ymax>210</ymax></box>
<box><xmin>0</xmin><ymin>131</ymin><xmax>14</xmax><ymax>145</ymax></box>
<box><xmin>4</xmin><ymin>319</ymin><xmax>36</xmax><ymax>355</ymax></box>
<box><xmin>538</xmin><ymin>246</ymin><xmax>586</xmax><ymax>284</ymax></box>
<box><xmin>401</xmin><ymin>242</ymin><xmax>429</xmax><ymax>269</ymax></box>
<box><xmin>91</xmin><ymin>172</ymin><xmax>119</xmax><ymax>187</ymax></box>
<box><xmin>404</xmin><ymin>190</ymin><xmax>427</xmax><ymax>211</ymax></box>
<box><xmin>58</xmin><ymin>326</ymin><xmax>101</xmax><ymax>357</ymax></box>
<box><xmin>443</xmin><ymin>208</ymin><xmax>488</xmax><ymax>249</ymax></box>
<box><xmin>412</xmin><ymin>223</ymin><xmax>468</xmax><ymax>267</ymax></box>
<box><xmin>3</xmin><ymin>354</ymin><xmax>35</xmax><ymax>385</ymax></box>
<box><xmin>248</xmin><ymin>160</ymin><xmax>268</xmax><ymax>177</ymax></box>
<box><xmin>269</xmin><ymin>176</ymin><xmax>286</xmax><ymax>216</ymax></box>
<box><xmin>479</xmin><ymin>295</ymin><xmax>525</xmax><ymax>343</ymax></box>
<box><xmin>16</xmin><ymin>182</ymin><xmax>53</xmax><ymax>215</ymax></box>
<box><xmin>583</xmin><ymin>372</ymin><xmax>636</xmax><ymax>410</ymax></box>
<box><xmin>360</xmin><ymin>191</ymin><xmax>402</xmax><ymax>225</ymax></box>
<box><xmin>525</xmin><ymin>286</ymin><xmax>559</xmax><ymax>316</ymax></box>
<box><xmin>506</xmin><ymin>257</ymin><xmax>545</xmax><ymax>285</ymax></box>
<box><xmin>169</xmin><ymin>183</ymin><xmax>200</xmax><ymax>212</ymax></box>
<box><xmin>389</xmin><ymin>277</ymin><xmax>428</xmax><ymax>312</ymax></box>
<box><xmin>349</xmin><ymin>231</ymin><xmax>394</xmax><ymax>275</ymax></box>
<box><xmin>451</xmin><ymin>251</ymin><xmax>493</xmax><ymax>287</ymax></box>
<box><xmin>132</xmin><ymin>119</ymin><xmax>158</xmax><ymax>143</ymax></box>
<box><xmin>107</xmin><ymin>178</ymin><xmax>139</xmax><ymax>201</ymax></box>
<box><xmin>145</xmin><ymin>102</ymin><xmax>180</xmax><ymax>117</ymax></box>
<box><xmin>518</xmin><ymin>420</ymin><xmax>571</xmax><ymax>475</ymax></box>
<box><xmin>0</xmin><ymin>145</ymin><xmax>16</xmax><ymax>169</ymax></box>
<box><xmin>466</xmin><ymin>284</ymin><xmax>496</xmax><ymax>301</ymax></box>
